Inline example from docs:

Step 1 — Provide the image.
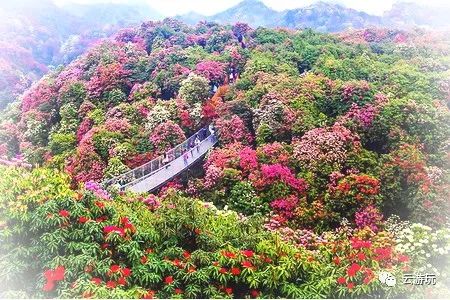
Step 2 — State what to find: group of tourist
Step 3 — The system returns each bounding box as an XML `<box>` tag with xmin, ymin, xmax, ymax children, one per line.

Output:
<box><xmin>162</xmin><ymin>124</ymin><xmax>216</xmax><ymax>168</ymax></box>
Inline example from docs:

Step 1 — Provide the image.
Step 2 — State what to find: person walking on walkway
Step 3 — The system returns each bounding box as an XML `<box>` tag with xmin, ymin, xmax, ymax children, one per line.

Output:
<box><xmin>209</xmin><ymin>124</ymin><xmax>216</xmax><ymax>142</ymax></box>
<box><xmin>183</xmin><ymin>151</ymin><xmax>189</xmax><ymax>166</ymax></box>
<box><xmin>189</xmin><ymin>137</ymin><xmax>195</xmax><ymax>154</ymax></box>
<box><xmin>194</xmin><ymin>135</ymin><xmax>201</xmax><ymax>153</ymax></box>
<box><xmin>199</xmin><ymin>127</ymin><xmax>207</xmax><ymax>140</ymax></box>
<box><xmin>162</xmin><ymin>153</ymin><xmax>170</xmax><ymax>169</ymax></box>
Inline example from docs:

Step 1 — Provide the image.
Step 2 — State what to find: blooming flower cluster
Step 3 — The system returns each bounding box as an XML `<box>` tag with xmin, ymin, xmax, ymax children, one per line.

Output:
<box><xmin>85</xmin><ymin>180</ymin><xmax>111</xmax><ymax>200</ymax></box>
<box><xmin>143</xmin><ymin>194</ymin><xmax>161</xmax><ymax>211</ymax></box>
<box><xmin>215</xmin><ymin>115</ymin><xmax>253</xmax><ymax>145</ymax></box>
<box><xmin>341</xmin><ymin>80</ymin><xmax>372</xmax><ymax>103</ymax></box>
<box><xmin>87</xmin><ymin>63</ymin><xmax>130</xmax><ymax>98</ymax></box>
<box><xmin>42</xmin><ymin>266</ymin><xmax>65</xmax><ymax>292</ymax></box>
<box><xmin>195</xmin><ymin>60</ymin><xmax>227</xmax><ymax>85</ymax></box>
<box><xmin>253</xmin><ymin>92</ymin><xmax>296</xmax><ymax>143</ymax></box>
<box><xmin>394</xmin><ymin>223</ymin><xmax>450</xmax><ymax>277</ymax></box>
<box><xmin>104</xmin><ymin>118</ymin><xmax>131</xmax><ymax>134</ymax></box>
<box><xmin>90</xmin><ymin>264</ymin><xmax>133</xmax><ymax>289</ymax></box>
<box><xmin>263</xmin><ymin>164</ymin><xmax>306</xmax><ymax>191</ymax></box>
<box><xmin>238</xmin><ymin>147</ymin><xmax>258</xmax><ymax>172</ymax></box>
<box><xmin>270</xmin><ymin>195</ymin><xmax>299</xmax><ymax>219</ymax></box>
<box><xmin>293</xmin><ymin>125</ymin><xmax>360</xmax><ymax>170</ymax></box>
<box><xmin>21</xmin><ymin>81</ymin><xmax>56</xmax><ymax>114</ymax></box>
<box><xmin>338</xmin><ymin>103</ymin><xmax>378</xmax><ymax>128</ymax></box>
<box><xmin>354</xmin><ymin>205</ymin><xmax>383</xmax><ymax>232</ymax></box>
<box><xmin>103</xmin><ymin>216</ymin><xmax>136</xmax><ymax>238</ymax></box>
<box><xmin>256</xmin><ymin>142</ymin><xmax>290</xmax><ymax>165</ymax></box>
<box><xmin>149</xmin><ymin>120</ymin><xmax>186</xmax><ymax>154</ymax></box>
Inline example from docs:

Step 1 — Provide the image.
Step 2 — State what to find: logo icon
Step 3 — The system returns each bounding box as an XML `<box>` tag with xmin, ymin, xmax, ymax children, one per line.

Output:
<box><xmin>378</xmin><ymin>271</ymin><xmax>397</xmax><ymax>287</ymax></box>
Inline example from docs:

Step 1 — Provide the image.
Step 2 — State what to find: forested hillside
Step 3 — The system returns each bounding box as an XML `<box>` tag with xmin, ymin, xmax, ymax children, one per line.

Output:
<box><xmin>0</xmin><ymin>19</ymin><xmax>449</xmax><ymax>298</ymax></box>
<box><xmin>0</xmin><ymin>0</ymin><xmax>161</xmax><ymax>109</ymax></box>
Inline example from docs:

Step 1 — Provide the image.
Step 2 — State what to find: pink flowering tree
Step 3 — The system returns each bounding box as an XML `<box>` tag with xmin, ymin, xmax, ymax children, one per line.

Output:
<box><xmin>337</xmin><ymin>103</ymin><xmax>379</xmax><ymax>129</ymax></box>
<box><xmin>253</xmin><ymin>92</ymin><xmax>296</xmax><ymax>144</ymax></box>
<box><xmin>104</xmin><ymin>118</ymin><xmax>132</xmax><ymax>135</ymax></box>
<box><xmin>87</xmin><ymin>63</ymin><xmax>130</xmax><ymax>99</ymax></box>
<box><xmin>293</xmin><ymin>125</ymin><xmax>360</xmax><ymax>172</ymax></box>
<box><xmin>232</xmin><ymin>23</ymin><xmax>252</xmax><ymax>42</ymax></box>
<box><xmin>195</xmin><ymin>60</ymin><xmax>227</xmax><ymax>86</ymax></box>
<box><xmin>340</xmin><ymin>80</ymin><xmax>374</xmax><ymax>106</ymax></box>
<box><xmin>149</xmin><ymin>120</ymin><xmax>186</xmax><ymax>154</ymax></box>
<box><xmin>256</xmin><ymin>142</ymin><xmax>291</xmax><ymax>165</ymax></box>
<box><xmin>65</xmin><ymin>142</ymin><xmax>105</xmax><ymax>185</ymax></box>
<box><xmin>21</xmin><ymin>81</ymin><xmax>56</xmax><ymax>114</ymax></box>
<box><xmin>200</xmin><ymin>142</ymin><xmax>307</xmax><ymax>218</ymax></box>
<box><xmin>215</xmin><ymin>115</ymin><xmax>253</xmax><ymax>145</ymax></box>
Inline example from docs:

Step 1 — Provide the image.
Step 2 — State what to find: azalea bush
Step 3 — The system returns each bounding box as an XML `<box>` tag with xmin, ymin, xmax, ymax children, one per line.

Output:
<box><xmin>198</xmin><ymin>143</ymin><xmax>308</xmax><ymax>220</ymax></box>
<box><xmin>215</xmin><ymin>115</ymin><xmax>253</xmax><ymax>145</ymax></box>
<box><xmin>178</xmin><ymin>73</ymin><xmax>210</xmax><ymax>105</ymax></box>
<box><xmin>293</xmin><ymin>125</ymin><xmax>360</xmax><ymax>173</ymax></box>
<box><xmin>149</xmin><ymin>121</ymin><xmax>186</xmax><ymax>154</ymax></box>
<box><xmin>1</xmin><ymin>166</ymin><xmax>449</xmax><ymax>299</ymax></box>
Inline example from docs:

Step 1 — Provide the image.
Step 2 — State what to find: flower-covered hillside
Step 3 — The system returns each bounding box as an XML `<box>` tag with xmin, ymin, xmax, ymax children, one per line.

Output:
<box><xmin>1</xmin><ymin>166</ymin><xmax>449</xmax><ymax>298</ymax></box>
<box><xmin>0</xmin><ymin>19</ymin><xmax>449</xmax><ymax>298</ymax></box>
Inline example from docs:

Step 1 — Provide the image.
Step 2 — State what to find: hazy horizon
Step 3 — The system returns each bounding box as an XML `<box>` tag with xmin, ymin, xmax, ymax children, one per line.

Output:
<box><xmin>50</xmin><ymin>0</ymin><xmax>450</xmax><ymax>17</ymax></box>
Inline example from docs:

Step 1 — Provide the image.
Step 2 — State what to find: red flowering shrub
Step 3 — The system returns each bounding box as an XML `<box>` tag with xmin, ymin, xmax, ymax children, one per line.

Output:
<box><xmin>201</xmin><ymin>101</ymin><xmax>219</xmax><ymax>121</ymax></box>
<box><xmin>124</xmin><ymin>152</ymin><xmax>154</xmax><ymax>169</ymax></box>
<box><xmin>270</xmin><ymin>195</ymin><xmax>299</xmax><ymax>219</ymax></box>
<box><xmin>87</xmin><ymin>63</ymin><xmax>130</xmax><ymax>99</ymax></box>
<box><xmin>175</xmin><ymin>99</ymin><xmax>197</xmax><ymax>130</ymax></box>
<box><xmin>65</xmin><ymin>141</ymin><xmax>105</xmax><ymax>185</ymax></box>
<box><xmin>21</xmin><ymin>81</ymin><xmax>56</xmax><ymax>113</ymax></box>
<box><xmin>42</xmin><ymin>266</ymin><xmax>65</xmax><ymax>292</ymax></box>
<box><xmin>379</xmin><ymin>143</ymin><xmax>448</xmax><ymax>225</ymax></box>
<box><xmin>238</xmin><ymin>147</ymin><xmax>258</xmax><ymax>173</ymax></box>
<box><xmin>195</xmin><ymin>60</ymin><xmax>227</xmax><ymax>85</ymax></box>
<box><xmin>258</xmin><ymin>164</ymin><xmax>307</xmax><ymax>193</ymax></box>
<box><xmin>256</xmin><ymin>142</ymin><xmax>291</xmax><ymax>165</ymax></box>
<box><xmin>326</xmin><ymin>173</ymin><xmax>381</xmax><ymax>222</ymax></box>
<box><xmin>76</xmin><ymin>118</ymin><xmax>93</xmax><ymax>142</ymax></box>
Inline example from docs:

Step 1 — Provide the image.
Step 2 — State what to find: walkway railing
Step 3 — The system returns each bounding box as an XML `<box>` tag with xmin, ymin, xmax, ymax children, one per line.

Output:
<box><xmin>103</xmin><ymin>126</ymin><xmax>215</xmax><ymax>192</ymax></box>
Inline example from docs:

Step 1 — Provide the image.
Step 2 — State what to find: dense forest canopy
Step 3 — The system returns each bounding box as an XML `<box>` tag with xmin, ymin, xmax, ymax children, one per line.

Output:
<box><xmin>0</xmin><ymin>18</ymin><xmax>449</xmax><ymax>298</ymax></box>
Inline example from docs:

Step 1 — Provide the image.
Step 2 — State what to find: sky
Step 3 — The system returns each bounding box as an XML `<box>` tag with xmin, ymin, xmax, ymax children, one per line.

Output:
<box><xmin>52</xmin><ymin>0</ymin><xmax>450</xmax><ymax>16</ymax></box>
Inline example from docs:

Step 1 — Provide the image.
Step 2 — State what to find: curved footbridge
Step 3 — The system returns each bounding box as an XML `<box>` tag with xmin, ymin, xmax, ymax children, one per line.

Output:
<box><xmin>103</xmin><ymin>126</ymin><xmax>217</xmax><ymax>193</ymax></box>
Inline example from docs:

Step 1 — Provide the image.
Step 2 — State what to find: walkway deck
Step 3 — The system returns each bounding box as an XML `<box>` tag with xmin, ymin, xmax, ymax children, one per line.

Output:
<box><xmin>103</xmin><ymin>127</ymin><xmax>217</xmax><ymax>193</ymax></box>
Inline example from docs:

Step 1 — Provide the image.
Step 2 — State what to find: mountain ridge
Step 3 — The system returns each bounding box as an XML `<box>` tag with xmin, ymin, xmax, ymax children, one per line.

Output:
<box><xmin>178</xmin><ymin>0</ymin><xmax>450</xmax><ymax>31</ymax></box>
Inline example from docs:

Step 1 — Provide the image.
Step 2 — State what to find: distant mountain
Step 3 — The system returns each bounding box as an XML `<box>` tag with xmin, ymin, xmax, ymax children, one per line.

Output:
<box><xmin>279</xmin><ymin>1</ymin><xmax>382</xmax><ymax>32</ymax></box>
<box><xmin>209</xmin><ymin>0</ymin><xmax>278</xmax><ymax>27</ymax></box>
<box><xmin>177</xmin><ymin>11</ymin><xmax>206</xmax><ymax>26</ymax></box>
<box><xmin>178</xmin><ymin>0</ymin><xmax>449</xmax><ymax>32</ymax></box>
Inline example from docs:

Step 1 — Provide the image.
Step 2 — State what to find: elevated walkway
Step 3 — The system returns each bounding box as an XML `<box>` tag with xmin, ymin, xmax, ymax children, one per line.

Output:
<box><xmin>103</xmin><ymin>126</ymin><xmax>217</xmax><ymax>193</ymax></box>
